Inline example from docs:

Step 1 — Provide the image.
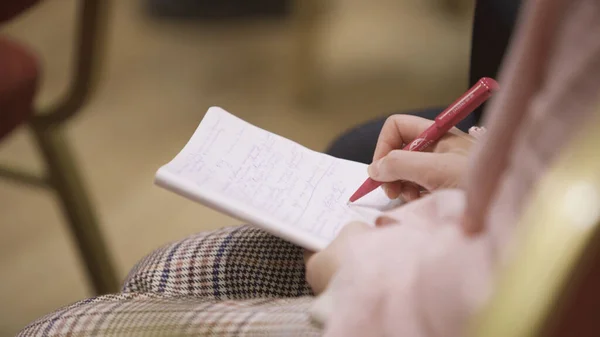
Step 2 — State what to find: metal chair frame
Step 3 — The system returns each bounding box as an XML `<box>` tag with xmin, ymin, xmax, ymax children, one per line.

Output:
<box><xmin>0</xmin><ymin>0</ymin><xmax>119</xmax><ymax>295</ymax></box>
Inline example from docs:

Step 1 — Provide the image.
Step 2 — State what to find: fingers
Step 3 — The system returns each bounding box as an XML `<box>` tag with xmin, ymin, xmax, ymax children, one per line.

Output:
<box><xmin>373</xmin><ymin>115</ymin><xmax>435</xmax><ymax>162</ymax></box>
<box><xmin>369</xmin><ymin>150</ymin><xmax>446</xmax><ymax>191</ymax></box>
<box><xmin>305</xmin><ymin>251</ymin><xmax>337</xmax><ymax>295</ymax></box>
<box><xmin>337</xmin><ymin>221</ymin><xmax>371</xmax><ymax>238</ymax></box>
<box><xmin>383</xmin><ymin>182</ymin><xmax>402</xmax><ymax>199</ymax></box>
<box><xmin>462</xmin><ymin>170</ymin><xmax>490</xmax><ymax>235</ymax></box>
<box><xmin>383</xmin><ymin>181</ymin><xmax>420</xmax><ymax>201</ymax></box>
<box><xmin>303</xmin><ymin>249</ymin><xmax>315</xmax><ymax>264</ymax></box>
<box><xmin>305</xmin><ymin>222</ymin><xmax>371</xmax><ymax>294</ymax></box>
<box><xmin>401</xmin><ymin>182</ymin><xmax>421</xmax><ymax>201</ymax></box>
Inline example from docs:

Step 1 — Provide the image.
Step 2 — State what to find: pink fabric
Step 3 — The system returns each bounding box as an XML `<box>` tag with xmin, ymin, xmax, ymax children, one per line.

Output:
<box><xmin>314</xmin><ymin>0</ymin><xmax>600</xmax><ymax>336</ymax></box>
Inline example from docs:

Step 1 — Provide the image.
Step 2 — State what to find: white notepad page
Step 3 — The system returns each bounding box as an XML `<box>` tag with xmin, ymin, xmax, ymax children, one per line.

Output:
<box><xmin>155</xmin><ymin>107</ymin><xmax>400</xmax><ymax>251</ymax></box>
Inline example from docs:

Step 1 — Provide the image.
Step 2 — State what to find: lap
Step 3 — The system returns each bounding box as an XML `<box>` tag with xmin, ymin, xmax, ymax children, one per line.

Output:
<box><xmin>18</xmin><ymin>293</ymin><xmax>318</xmax><ymax>337</ymax></box>
<box><xmin>123</xmin><ymin>225</ymin><xmax>313</xmax><ymax>300</ymax></box>
<box><xmin>19</xmin><ymin>225</ymin><xmax>316</xmax><ymax>336</ymax></box>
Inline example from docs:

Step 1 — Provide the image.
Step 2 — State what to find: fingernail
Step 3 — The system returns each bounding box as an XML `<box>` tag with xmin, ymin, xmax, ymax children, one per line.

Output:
<box><xmin>387</xmin><ymin>185</ymin><xmax>401</xmax><ymax>200</ymax></box>
<box><xmin>368</xmin><ymin>161</ymin><xmax>380</xmax><ymax>177</ymax></box>
<box><xmin>382</xmin><ymin>184</ymin><xmax>390</xmax><ymax>196</ymax></box>
<box><xmin>375</xmin><ymin>216</ymin><xmax>396</xmax><ymax>227</ymax></box>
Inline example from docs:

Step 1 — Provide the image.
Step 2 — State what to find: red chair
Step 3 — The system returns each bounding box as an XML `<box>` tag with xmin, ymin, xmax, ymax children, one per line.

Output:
<box><xmin>0</xmin><ymin>0</ymin><xmax>119</xmax><ymax>294</ymax></box>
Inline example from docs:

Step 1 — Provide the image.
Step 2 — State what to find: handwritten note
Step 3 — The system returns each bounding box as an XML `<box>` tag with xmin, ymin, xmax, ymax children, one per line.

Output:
<box><xmin>158</xmin><ymin>107</ymin><xmax>398</xmax><ymax>245</ymax></box>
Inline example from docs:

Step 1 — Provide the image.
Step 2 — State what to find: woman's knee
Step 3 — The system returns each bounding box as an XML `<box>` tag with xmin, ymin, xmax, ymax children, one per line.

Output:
<box><xmin>122</xmin><ymin>226</ymin><xmax>244</xmax><ymax>294</ymax></box>
<box><xmin>122</xmin><ymin>225</ymin><xmax>312</xmax><ymax>300</ymax></box>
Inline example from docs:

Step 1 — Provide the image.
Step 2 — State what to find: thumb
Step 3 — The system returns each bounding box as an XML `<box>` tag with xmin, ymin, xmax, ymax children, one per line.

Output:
<box><xmin>368</xmin><ymin>150</ymin><xmax>445</xmax><ymax>191</ymax></box>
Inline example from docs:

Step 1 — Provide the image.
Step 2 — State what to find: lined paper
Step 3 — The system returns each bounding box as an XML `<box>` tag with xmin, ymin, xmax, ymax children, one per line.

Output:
<box><xmin>156</xmin><ymin>107</ymin><xmax>399</xmax><ymax>248</ymax></box>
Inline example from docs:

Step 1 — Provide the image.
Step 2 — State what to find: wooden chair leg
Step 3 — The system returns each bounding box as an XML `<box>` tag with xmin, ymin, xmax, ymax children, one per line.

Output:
<box><xmin>31</xmin><ymin>124</ymin><xmax>119</xmax><ymax>295</ymax></box>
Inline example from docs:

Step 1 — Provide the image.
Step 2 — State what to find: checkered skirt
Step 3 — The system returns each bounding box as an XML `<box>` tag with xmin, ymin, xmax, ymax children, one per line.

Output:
<box><xmin>18</xmin><ymin>225</ymin><xmax>320</xmax><ymax>336</ymax></box>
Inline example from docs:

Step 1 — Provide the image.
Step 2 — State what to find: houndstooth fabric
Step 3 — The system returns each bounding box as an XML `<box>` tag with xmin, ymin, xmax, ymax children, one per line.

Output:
<box><xmin>18</xmin><ymin>225</ymin><xmax>319</xmax><ymax>336</ymax></box>
<box><xmin>123</xmin><ymin>225</ymin><xmax>313</xmax><ymax>299</ymax></box>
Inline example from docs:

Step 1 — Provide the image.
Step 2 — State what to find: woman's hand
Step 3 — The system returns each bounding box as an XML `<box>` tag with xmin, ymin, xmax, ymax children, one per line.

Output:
<box><xmin>305</xmin><ymin>115</ymin><xmax>477</xmax><ymax>294</ymax></box>
<box><xmin>304</xmin><ymin>222</ymin><xmax>371</xmax><ymax>294</ymax></box>
<box><xmin>309</xmin><ymin>190</ymin><xmax>494</xmax><ymax>337</ymax></box>
<box><xmin>369</xmin><ymin>114</ymin><xmax>475</xmax><ymax>201</ymax></box>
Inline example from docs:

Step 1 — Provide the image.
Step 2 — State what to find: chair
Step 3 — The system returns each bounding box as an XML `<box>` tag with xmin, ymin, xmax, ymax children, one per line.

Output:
<box><xmin>470</xmin><ymin>105</ymin><xmax>600</xmax><ymax>336</ymax></box>
<box><xmin>0</xmin><ymin>0</ymin><xmax>119</xmax><ymax>294</ymax></box>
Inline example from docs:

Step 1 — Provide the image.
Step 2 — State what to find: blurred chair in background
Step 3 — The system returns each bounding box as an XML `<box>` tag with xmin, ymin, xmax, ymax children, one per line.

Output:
<box><xmin>0</xmin><ymin>0</ymin><xmax>119</xmax><ymax>294</ymax></box>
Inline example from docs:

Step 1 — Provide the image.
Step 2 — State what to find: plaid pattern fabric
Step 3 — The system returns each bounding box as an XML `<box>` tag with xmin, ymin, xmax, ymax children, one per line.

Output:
<box><xmin>123</xmin><ymin>225</ymin><xmax>313</xmax><ymax>299</ymax></box>
<box><xmin>18</xmin><ymin>225</ymin><xmax>319</xmax><ymax>336</ymax></box>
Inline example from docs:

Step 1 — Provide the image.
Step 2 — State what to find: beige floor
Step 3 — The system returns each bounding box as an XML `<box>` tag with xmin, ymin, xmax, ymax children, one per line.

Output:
<box><xmin>0</xmin><ymin>0</ymin><xmax>472</xmax><ymax>334</ymax></box>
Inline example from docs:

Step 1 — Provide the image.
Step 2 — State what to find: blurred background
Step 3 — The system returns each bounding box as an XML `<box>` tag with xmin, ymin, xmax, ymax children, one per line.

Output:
<box><xmin>0</xmin><ymin>0</ymin><xmax>472</xmax><ymax>334</ymax></box>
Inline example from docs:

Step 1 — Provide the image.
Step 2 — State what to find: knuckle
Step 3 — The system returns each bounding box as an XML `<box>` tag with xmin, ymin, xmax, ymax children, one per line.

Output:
<box><xmin>387</xmin><ymin>149</ymin><xmax>404</xmax><ymax>161</ymax></box>
<box><xmin>382</xmin><ymin>115</ymin><xmax>406</xmax><ymax>135</ymax></box>
<box><xmin>377</xmin><ymin>156</ymin><xmax>390</xmax><ymax>172</ymax></box>
<box><xmin>422</xmin><ymin>164</ymin><xmax>445</xmax><ymax>189</ymax></box>
<box><xmin>383</xmin><ymin>115</ymin><xmax>399</xmax><ymax>127</ymax></box>
<box><xmin>421</xmin><ymin>166</ymin><xmax>436</xmax><ymax>185</ymax></box>
<box><xmin>381</xmin><ymin>151</ymin><xmax>403</xmax><ymax>172</ymax></box>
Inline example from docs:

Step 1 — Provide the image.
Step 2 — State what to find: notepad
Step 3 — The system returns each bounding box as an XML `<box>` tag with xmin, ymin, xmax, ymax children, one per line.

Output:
<box><xmin>155</xmin><ymin>107</ymin><xmax>400</xmax><ymax>251</ymax></box>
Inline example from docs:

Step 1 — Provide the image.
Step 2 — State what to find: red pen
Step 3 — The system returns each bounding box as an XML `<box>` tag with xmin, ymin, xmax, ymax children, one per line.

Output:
<box><xmin>348</xmin><ymin>77</ymin><xmax>499</xmax><ymax>203</ymax></box>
